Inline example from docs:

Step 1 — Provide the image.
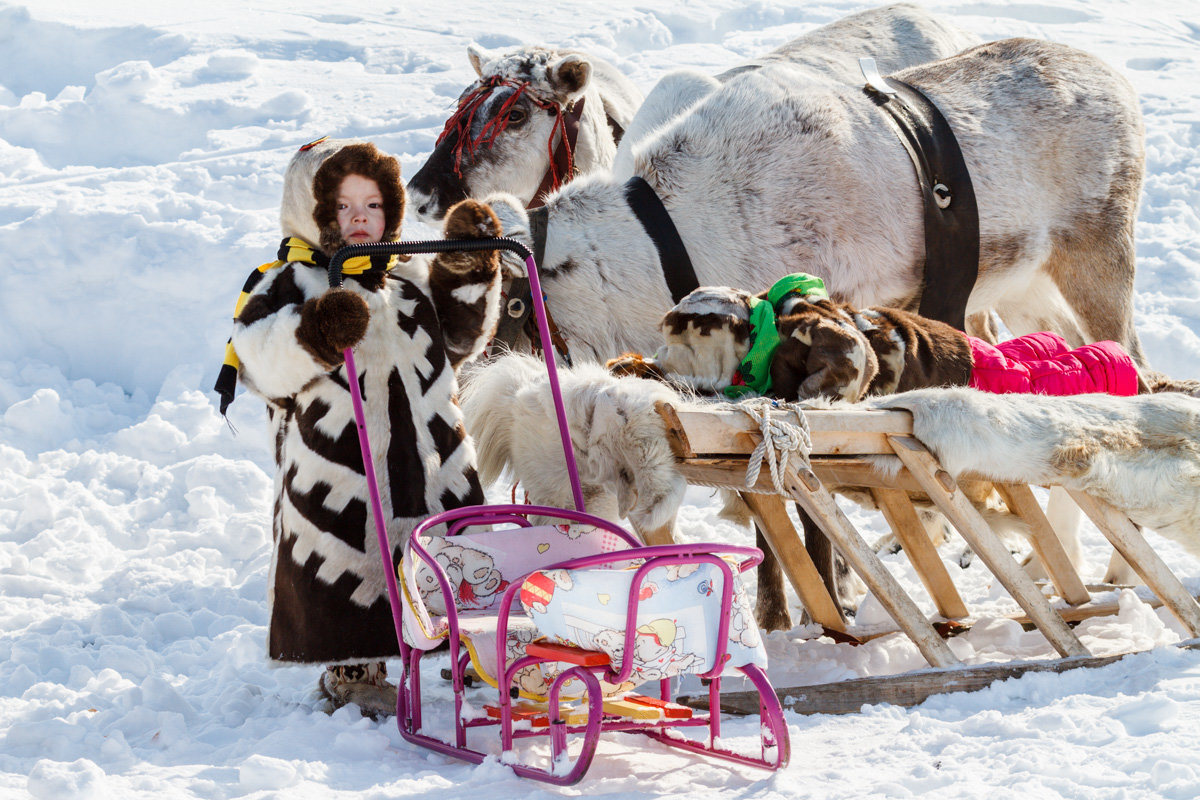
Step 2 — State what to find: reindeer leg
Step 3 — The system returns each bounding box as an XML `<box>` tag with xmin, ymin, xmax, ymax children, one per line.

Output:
<box><xmin>754</xmin><ymin>525</ymin><xmax>792</xmax><ymax>632</ymax></box>
<box><xmin>798</xmin><ymin>503</ymin><xmax>851</xmax><ymax>623</ymax></box>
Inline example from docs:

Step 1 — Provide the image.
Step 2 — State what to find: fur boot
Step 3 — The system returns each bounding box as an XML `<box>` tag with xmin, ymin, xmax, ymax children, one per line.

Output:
<box><xmin>318</xmin><ymin>662</ymin><xmax>398</xmax><ymax>720</ymax></box>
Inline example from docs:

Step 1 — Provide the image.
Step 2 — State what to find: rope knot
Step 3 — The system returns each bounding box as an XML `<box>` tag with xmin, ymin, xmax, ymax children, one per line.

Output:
<box><xmin>730</xmin><ymin>398</ymin><xmax>813</xmax><ymax>494</ymax></box>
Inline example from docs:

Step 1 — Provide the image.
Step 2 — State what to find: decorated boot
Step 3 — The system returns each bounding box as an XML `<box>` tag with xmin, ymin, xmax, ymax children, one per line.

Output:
<box><xmin>319</xmin><ymin>662</ymin><xmax>397</xmax><ymax>719</ymax></box>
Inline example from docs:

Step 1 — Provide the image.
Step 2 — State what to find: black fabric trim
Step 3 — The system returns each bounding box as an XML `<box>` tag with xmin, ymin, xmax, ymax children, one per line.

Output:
<box><xmin>623</xmin><ymin>176</ymin><xmax>699</xmax><ymax>304</ymax></box>
<box><xmin>386</xmin><ymin>368</ymin><xmax>427</xmax><ymax>518</ymax></box>
<box><xmin>864</xmin><ymin>78</ymin><xmax>980</xmax><ymax>332</ymax></box>
<box><xmin>215</xmin><ymin>363</ymin><xmax>239</xmax><ymax>416</ymax></box>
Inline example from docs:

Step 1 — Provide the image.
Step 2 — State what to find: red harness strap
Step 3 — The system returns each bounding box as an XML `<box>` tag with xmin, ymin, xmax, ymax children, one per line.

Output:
<box><xmin>437</xmin><ymin>76</ymin><xmax>585</xmax><ymax>208</ymax></box>
<box><xmin>529</xmin><ymin>96</ymin><xmax>584</xmax><ymax>208</ymax></box>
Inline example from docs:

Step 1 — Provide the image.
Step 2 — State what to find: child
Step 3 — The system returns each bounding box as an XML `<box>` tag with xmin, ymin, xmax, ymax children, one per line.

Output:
<box><xmin>221</xmin><ymin>138</ymin><xmax>503</xmax><ymax>718</ymax></box>
<box><xmin>609</xmin><ymin>273</ymin><xmax>1138</xmax><ymax>402</ymax></box>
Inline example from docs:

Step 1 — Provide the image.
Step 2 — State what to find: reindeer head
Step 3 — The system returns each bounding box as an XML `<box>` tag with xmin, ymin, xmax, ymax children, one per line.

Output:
<box><xmin>407</xmin><ymin>46</ymin><xmax>594</xmax><ymax>220</ymax></box>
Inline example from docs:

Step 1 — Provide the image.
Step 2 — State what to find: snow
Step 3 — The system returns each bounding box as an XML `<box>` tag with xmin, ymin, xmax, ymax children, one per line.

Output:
<box><xmin>2</xmin><ymin>0</ymin><xmax>1200</xmax><ymax>796</ymax></box>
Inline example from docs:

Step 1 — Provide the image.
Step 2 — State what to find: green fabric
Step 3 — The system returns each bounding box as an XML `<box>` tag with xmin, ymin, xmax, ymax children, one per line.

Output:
<box><xmin>723</xmin><ymin>297</ymin><xmax>780</xmax><ymax>399</ymax></box>
<box><xmin>722</xmin><ymin>273</ymin><xmax>830</xmax><ymax>400</ymax></box>
<box><xmin>767</xmin><ymin>272</ymin><xmax>829</xmax><ymax>307</ymax></box>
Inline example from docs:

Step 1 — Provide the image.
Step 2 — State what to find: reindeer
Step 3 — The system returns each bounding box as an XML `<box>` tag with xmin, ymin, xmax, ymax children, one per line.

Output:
<box><xmin>406</xmin><ymin>45</ymin><xmax>642</xmax><ymax>220</ymax></box>
<box><xmin>408</xmin><ymin>4</ymin><xmax>978</xmax><ymax>220</ymax></box>
<box><xmin>486</xmin><ymin>38</ymin><xmax>1146</xmax><ymax>369</ymax></box>
<box><xmin>478</xmin><ymin>38</ymin><xmax>1147</xmax><ymax>630</ymax></box>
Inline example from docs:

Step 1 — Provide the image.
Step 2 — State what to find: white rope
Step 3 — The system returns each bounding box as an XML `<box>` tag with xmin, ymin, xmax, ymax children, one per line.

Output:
<box><xmin>727</xmin><ymin>397</ymin><xmax>814</xmax><ymax>494</ymax></box>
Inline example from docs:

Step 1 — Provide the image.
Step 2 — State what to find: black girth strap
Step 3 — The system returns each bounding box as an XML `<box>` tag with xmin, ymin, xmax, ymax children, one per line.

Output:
<box><xmin>623</xmin><ymin>176</ymin><xmax>699</xmax><ymax>304</ymax></box>
<box><xmin>865</xmin><ymin>77</ymin><xmax>979</xmax><ymax>332</ymax></box>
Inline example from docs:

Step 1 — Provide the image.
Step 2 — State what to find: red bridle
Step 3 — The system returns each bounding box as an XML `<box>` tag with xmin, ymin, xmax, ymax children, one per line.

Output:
<box><xmin>436</xmin><ymin>75</ymin><xmax>584</xmax><ymax>208</ymax></box>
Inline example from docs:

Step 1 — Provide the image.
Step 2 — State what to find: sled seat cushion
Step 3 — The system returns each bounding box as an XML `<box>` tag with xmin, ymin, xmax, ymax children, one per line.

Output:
<box><xmin>399</xmin><ymin>522</ymin><xmax>633</xmax><ymax>699</ymax></box>
<box><xmin>519</xmin><ymin>558</ymin><xmax>767</xmax><ymax>682</ymax></box>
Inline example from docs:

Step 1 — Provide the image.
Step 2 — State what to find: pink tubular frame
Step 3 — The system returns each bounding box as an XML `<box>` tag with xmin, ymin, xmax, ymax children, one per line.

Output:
<box><xmin>331</xmin><ymin>240</ymin><xmax>790</xmax><ymax>783</ymax></box>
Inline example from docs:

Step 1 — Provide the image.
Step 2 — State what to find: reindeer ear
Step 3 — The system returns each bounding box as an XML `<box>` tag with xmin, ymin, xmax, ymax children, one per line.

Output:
<box><xmin>548</xmin><ymin>54</ymin><xmax>592</xmax><ymax>99</ymax></box>
<box><xmin>467</xmin><ymin>44</ymin><xmax>489</xmax><ymax>76</ymax></box>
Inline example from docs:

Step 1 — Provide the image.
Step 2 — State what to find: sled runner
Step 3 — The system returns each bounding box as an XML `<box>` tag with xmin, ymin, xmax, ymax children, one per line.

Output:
<box><xmin>327</xmin><ymin>237</ymin><xmax>790</xmax><ymax>784</ymax></box>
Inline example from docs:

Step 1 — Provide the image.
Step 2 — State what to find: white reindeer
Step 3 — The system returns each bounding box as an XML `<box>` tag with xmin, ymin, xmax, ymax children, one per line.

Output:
<box><xmin>408</xmin><ymin>4</ymin><xmax>978</xmax><ymax>220</ymax></box>
<box><xmin>486</xmin><ymin>37</ymin><xmax>1147</xmax><ymax>370</ymax></box>
<box><xmin>475</xmin><ymin>37</ymin><xmax>1147</xmax><ymax>627</ymax></box>
<box><xmin>613</xmin><ymin>3</ymin><xmax>980</xmax><ymax>177</ymax></box>
<box><xmin>406</xmin><ymin>45</ymin><xmax>642</xmax><ymax>219</ymax></box>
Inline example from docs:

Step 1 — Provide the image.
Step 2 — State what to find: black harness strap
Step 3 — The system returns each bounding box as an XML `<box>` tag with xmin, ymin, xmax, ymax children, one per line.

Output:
<box><xmin>864</xmin><ymin>75</ymin><xmax>979</xmax><ymax>332</ymax></box>
<box><xmin>623</xmin><ymin>176</ymin><xmax>700</xmax><ymax>304</ymax></box>
<box><xmin>491</xmin><ymin>178</ymin><xmax>697</xmax><ymax>361</ymax></box>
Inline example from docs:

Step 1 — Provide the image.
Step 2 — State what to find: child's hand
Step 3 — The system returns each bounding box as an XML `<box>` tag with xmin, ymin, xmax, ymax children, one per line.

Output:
<box><xmin>436</xmin><ymin>199</ymin><xmax>503</xmax><ymax>275</ymax></box>
<box><xmin>443</xmin><ymin>198</ymin><xmax>501</xmax><ymax>241</ymax></box>
<box><xmin>297</xmin><ymin>288</ymin><xmax>370</xmax><ymax>366</ymax></box>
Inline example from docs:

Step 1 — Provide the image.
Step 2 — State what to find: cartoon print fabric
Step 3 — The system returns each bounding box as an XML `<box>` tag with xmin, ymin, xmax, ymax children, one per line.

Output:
<box><xmin>399</xmin><ymin>523</ymin><xmax>629</xmax><ymax>697</ymax></box>
<box><xmin>520</xmin><ymin>560</ymin><xmax>767</xmax><ymax>682</ymax></box>
<box><xmin>398</xmin><ymin>523</ymin><xmax>766</xmax><ymax>700</ymax></box>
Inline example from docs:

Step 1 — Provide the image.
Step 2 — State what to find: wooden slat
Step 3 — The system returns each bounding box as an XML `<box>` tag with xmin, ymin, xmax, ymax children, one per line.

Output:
<box><xmin>1068</xmin><ymin>489</ymin><xmax>1200</xmax><ymax>637</ymax></box>
<box><xmin>779</xmin><ymin>465</ymin><xmax>959</xmax><ymax>668</ymax></box>
<box><xmin>887</xmin><ymin>435</ymin><xmax>1088</xmax><ymax>659</ymax></box>
<box><xmin>739</xmin><ymin>491</ymin><xmax>846</xmax><ymax>632</ymax></box>
<box><xmin>682</xmin><ymin>651</ymin><xmax>1140</xmax><ymax>716</ymax></box>
<box><xmin>871</xmin><ymin>487</ymin><xmax>969</xmax><ymax>620</ymax></box>
<box><xmin>654</xmin><ymin>401</ymin><xmax>695</xmax><ymax>459</ymax></box>
<box><xmin>676</xmin><ymin>458</ymin><xmax>778</xmax><ymax>493</ymax></box>
<box><xmin>670</xmin><ymin>407</ymin><xmax>914</xmax><ymax>456</ymax></box>
<box><xmin>993</xmin><ymin>482</ymin><xmax>1091</xmax><ymax>606</ymax></box>
<box><xmin>815</xmin><ymin>459</ymin><xmax>928</xmax><ymax>492</ymax></box>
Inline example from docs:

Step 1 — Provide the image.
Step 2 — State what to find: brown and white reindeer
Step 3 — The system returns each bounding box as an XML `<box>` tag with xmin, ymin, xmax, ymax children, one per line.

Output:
<box><xmin>407</xmin><ymin>4</ymin><xmax>978</xmax><ymax>221</ymax></box>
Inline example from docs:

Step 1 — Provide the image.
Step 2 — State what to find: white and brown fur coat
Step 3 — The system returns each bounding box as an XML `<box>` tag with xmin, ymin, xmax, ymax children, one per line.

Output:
<box><xmin>231</xmin><ymin>138</ymin><xmax>502</xmax><ymax>665</ymax></box>
<box><xmin>611</xmin><ymin>286</ymin><xmax>971</xmax><ymax>403</ymax></box>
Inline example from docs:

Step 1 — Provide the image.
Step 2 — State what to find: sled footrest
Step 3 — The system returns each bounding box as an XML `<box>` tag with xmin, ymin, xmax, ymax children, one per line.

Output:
<box><xmin>601</xmin><ymin>698</ymin><xmax>663</xmax><ymax>720</ymax></box>
<box><xmin>625</xmin><ymin>692</ymin><xmax>693</xmax><ymax>719</ymax></box>
<box><xmin>526</xmin><ymin>641</ymin><xmax>612</xmax><ymax>667</ymax></box>
<box><xmin>485</xmin><ymin>701</ymin><xmax>589</xmax><ymax>727</ymax></box>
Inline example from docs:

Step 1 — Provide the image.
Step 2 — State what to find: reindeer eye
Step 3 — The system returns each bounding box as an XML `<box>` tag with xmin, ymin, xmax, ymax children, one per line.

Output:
<box><xmin>507</xmin><ymin>108</ymin><xmax>527</xmax><ymax>126</ymax></box>
<box><xmin>507</xmin><ymin>297</ymin><xmax>526</xmax><ymax>318</ymax></box>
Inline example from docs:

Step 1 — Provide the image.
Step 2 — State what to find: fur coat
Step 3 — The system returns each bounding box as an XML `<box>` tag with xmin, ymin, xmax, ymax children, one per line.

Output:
<box><xmin>230</xmin><ymin>138</ymin><xmax>502</xmax><ymax>665</ymax></box>
<box><xmin>620</xmin><ymin>286</ymin><xmax>1136</xmax><ymax>402</ymax></box>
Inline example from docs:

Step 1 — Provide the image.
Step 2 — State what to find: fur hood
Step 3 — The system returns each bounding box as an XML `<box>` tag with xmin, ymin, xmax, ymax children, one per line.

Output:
<box><xmin>279</xmin><ymin>137</ymin><xmax>405</xmax><ymax>255</ymax></box>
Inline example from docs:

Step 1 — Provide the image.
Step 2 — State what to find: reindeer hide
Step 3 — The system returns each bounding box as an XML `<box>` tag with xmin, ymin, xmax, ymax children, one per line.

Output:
<box><xmin>870</xmin><ymin>388</ymin><xmax>1200</xmax><ymax>555</ymax></box>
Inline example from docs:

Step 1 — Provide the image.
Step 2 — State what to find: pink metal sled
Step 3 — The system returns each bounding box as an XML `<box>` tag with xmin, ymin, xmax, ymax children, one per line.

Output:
<box><xmin>328</xmin><ymin>237</ymin><xmax>790</xmax><ymax>784</ymax></box>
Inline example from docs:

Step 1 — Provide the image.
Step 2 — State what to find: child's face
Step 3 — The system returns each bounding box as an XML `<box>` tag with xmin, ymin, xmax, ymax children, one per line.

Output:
<box><xmin>336</xmin><ymin>173</ymin><xmax>386</xmax><ymax>244</ymax></box>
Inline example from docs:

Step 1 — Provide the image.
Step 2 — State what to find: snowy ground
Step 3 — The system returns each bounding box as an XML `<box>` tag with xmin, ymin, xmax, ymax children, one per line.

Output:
<box><xmin>2</xmin><ymin>0</ymin><xmax>1200</xmax><ymax>797</ymax></box>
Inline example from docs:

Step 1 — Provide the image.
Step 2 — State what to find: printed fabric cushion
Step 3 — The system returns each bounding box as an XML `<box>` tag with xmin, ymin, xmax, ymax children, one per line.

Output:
<box><xmin>398</xmin><ymin>523</ymin><xmax>635</xmax><ymax>698</ymax></box>
<box><xmin>519</xmin><ymin>559</ymin><xmax>766</xmax><ymax>683</ymax></box>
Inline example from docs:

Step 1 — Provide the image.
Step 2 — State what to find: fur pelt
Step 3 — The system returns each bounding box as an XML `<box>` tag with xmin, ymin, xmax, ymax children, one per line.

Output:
<box><xmin>459</xmin><ymin>354</ymin><xmax>687</xmax><ymax>537</ymax></box>
<box><xmin>488</xmin><ymin>37</ymin><xmax>1146</xmax><ymax>376</ymax></box>
<box><xmin>232</xmin><ymin>139</ymin><xmax>503</xmax><ymax>666</ymax></box>
<box><xmin>869</xmin><ymin>388</ymin><xmax>1200</xmax><ymax>554</ymax></box>
<box><xmin>643</xmin><ymin>285</ymin><xmax>974</xmax><ymax>402</ymax></box>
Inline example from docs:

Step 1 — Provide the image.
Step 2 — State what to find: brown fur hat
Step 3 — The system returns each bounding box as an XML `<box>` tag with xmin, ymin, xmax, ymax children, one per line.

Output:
<box><xmin>311</xmin><ymin>142</ymin><xmax>405</xmax><ymax>255</ymax></box>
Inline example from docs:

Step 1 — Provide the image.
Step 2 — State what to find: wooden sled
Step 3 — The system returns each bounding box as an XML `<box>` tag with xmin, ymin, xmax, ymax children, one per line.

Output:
<box><xmin>649</xmin><ymin>401</ymin><xmax>1200</xmax><ymax>712</ymax></box>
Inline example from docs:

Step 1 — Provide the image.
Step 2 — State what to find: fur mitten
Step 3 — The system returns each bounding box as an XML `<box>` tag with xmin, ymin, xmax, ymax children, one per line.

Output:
<box><xmin>430</xmin><ymin>199</ymin><xmax>504</xmax><ymax>368</ymax></box>
<box><xmin>297</xmin><ymin>288</ymin><xmax>370</xmax><ymax>367</ymax></box>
